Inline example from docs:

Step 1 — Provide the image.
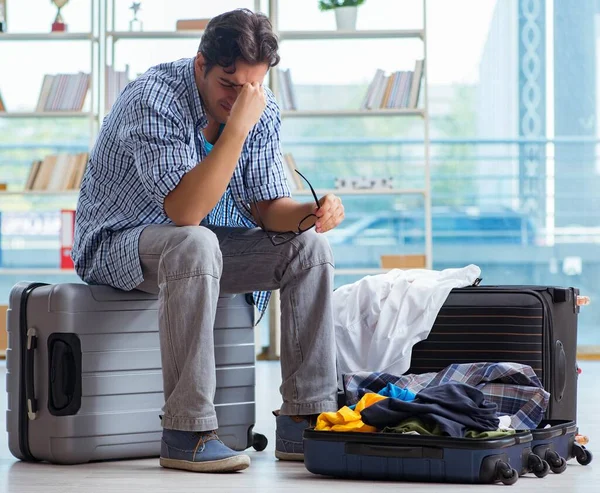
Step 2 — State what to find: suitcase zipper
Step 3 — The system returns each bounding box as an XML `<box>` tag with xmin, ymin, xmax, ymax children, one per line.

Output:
<box><xmin>18</xmin><ymin>282</ymin><xmax>48</xmax><ymax>462</ymax></box>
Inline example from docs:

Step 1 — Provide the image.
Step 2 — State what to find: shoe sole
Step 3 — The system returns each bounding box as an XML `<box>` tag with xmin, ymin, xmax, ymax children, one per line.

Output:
<box><xmin>275</xmin><ymin>450</ymin><xmax>304</xmax><ymax>462</ymax></box>
<box><xmin>160</xmin><ymin>454</ymin><xmax>251</xmax><ymax>473</ymax></box>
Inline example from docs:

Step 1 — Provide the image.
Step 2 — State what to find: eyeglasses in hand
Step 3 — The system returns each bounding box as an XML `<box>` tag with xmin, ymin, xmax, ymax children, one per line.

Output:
<box><xmin>243</xmin><ymin>169</ymin><xmax>320</xmax><ymax>246</ymax></box>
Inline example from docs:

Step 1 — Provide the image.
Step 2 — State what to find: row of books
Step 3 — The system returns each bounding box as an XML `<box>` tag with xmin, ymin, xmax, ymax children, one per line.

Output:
<box><xmin>60</xmin><ymin>210</ymin><xmax>76</xmax><ymax>269</ymax></box>
<box><xmin>1</xmin><ymin>68</ymin><xmax>125</xmax><ymax>113</ymax></box>
<box><xmin>24</xmin><ymin>153</ymin><xmax>88</xmax><ymax>191</ymax></box>
<box><xmin>282</xmin><ymin>153</ymin><xmax>304</xmax><ymax>189</ymax></box>
<box><xmin>361</xmin><ymin>60</ymin><xmax>424</xmax><ymax>110</ymax></box>
<box><xmin>275</xmin><ymin>68</ymin><xmax>298</xmax><ymax>111</ymax></box>
<box><xmin>105</xmin><ymin>65</ymin><xmax>131</xmax><ymax>112</ymax></box>
<box><xmin>36</xmin><ymin>73</ymin><xmax>91</xmax><ymax>112</ymax></box>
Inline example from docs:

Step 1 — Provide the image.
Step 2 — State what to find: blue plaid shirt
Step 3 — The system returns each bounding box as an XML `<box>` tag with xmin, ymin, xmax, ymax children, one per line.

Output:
<box><xmin>72</xmin><ymin>57</ymin><xmax>291</xmax><ymax>314</ymax></box>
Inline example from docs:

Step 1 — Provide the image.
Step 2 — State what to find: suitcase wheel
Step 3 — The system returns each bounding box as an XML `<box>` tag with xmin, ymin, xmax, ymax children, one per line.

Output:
<box><xmin>527</xmin><ymin>454</ymin><xmax>550</xmax><ymax>478</ymax></box>
<box><xmin>252</xmin><ymin>432</ymin><xmax>268</xmax><ymax>452</ymax></box>
<box><xmin>495</xmin><ymin>461</ymin><xmax>519</xmax><ymax>485</ymax></box>
<box><xmin>573</xmin><ymin>443</ymin><xmax>593</xmax><ymax>466</ymax></box>
<box><xmin>545</xmin><ymin>450</ymin><xmax>567</xmax><ymax>474</ymax></box>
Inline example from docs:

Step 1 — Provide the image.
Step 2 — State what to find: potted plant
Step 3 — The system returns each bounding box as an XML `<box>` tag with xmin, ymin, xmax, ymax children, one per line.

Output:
<box><xmin>319</xmin><ymin>0</ymin><xmax>365</xmax><ymax>31</ymax></box>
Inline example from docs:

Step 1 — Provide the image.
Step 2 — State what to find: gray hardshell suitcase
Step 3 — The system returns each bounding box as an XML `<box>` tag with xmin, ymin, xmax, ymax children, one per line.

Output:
<box><xmin>6</xmin><ymin>282</ymin><xmax>267</xmax><ymax>464</ymax></box>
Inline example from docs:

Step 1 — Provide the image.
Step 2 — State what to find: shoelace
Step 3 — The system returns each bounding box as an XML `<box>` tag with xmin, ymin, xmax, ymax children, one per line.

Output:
<box><xmin>196</xmin><ymin>430</ymin><xmax>219</xmax><ymax>446</ymax></box>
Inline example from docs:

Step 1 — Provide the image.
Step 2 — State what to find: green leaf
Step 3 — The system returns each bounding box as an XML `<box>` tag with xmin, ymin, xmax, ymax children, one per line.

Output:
<box><xmin>319</xmin><ymin>0</ymin><xmax>366</xmax><ymax>12</ymax></box>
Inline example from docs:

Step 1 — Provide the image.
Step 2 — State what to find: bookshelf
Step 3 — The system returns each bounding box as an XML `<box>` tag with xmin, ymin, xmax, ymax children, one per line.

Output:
<box><xmin>263</xmin><ymin>0</ymin><xmax>433</xmax><ymax>359</ymax></box>
<box><xmin>0</xmin><ymin>1</ymin><xmax>99</xmax><ymax>302</ymax></box>
<box><xmin>0</xmin><ymin>0</ymin><xmax>101</xmax><ymax>144</ymax></box>
<box><xmin>102</xmin><ymin>0</ymin><xmax>260</xmax><ymax>118</ymax></box>
<box><xmin>1</xmin><ymin>1</ymin><xmax>433</xmax><ymax>359</ymax></box>
<box><xmin>269</xmin><ymin>0</ymin><xmax>432</xmax><ymax>269</ymax></box>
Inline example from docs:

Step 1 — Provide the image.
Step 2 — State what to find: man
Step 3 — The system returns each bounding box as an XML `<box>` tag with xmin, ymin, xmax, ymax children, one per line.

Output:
<box><xmin>72</xmin><ymin>9</ymin><xmax>344</xmax><ymax>473</ymax></box>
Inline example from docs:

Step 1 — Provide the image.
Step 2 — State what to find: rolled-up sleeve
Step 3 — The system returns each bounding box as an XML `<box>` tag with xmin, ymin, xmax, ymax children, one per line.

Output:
<box><xmin>243</xmin><ymin>95</ymin><xmax>292</xmax><ymax>203</ymax></box>
<box><xmin>118</xmin><ymin>92</ymin><xmax>196</xmax><ymax>211</ymax></box>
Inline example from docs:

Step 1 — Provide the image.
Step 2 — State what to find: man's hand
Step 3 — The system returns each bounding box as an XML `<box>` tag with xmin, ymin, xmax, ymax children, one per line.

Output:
<box><xmin>228</xmin><ymin>82</ymin><xmax>266</xmax><ymax>136</ymax></box>
<box><xmin>314</xmin><ymin>194</ymin><xmax>345</xmax><ymax>233</ymax></box>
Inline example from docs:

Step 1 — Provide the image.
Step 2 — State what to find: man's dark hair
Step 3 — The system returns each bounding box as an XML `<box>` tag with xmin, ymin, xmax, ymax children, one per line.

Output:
<box><xmin>198</xmin><ymin>8</ymin><xmax>280</xmax><ymax>74</ymax></box>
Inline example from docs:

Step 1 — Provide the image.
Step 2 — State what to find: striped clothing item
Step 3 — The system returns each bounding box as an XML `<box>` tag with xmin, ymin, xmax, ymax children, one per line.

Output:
<box><xmin>343</xmin><ymin>362</ymin><xmax>550</xmax><ymax>430</ymax></box>
<box><xmin>72</xmin><ymin>57</ymin><xmax>290</xmax><ymax>314</ymax></box>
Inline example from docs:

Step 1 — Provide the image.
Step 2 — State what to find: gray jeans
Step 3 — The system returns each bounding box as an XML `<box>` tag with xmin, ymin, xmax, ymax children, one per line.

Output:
<box><xmin>135</xmin><ymin>224</ymin><xmax>338</xmax><ymax>432</ymax></box>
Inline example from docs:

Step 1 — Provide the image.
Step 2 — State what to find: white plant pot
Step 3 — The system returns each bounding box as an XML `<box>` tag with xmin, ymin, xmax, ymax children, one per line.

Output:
<box><xmin>335</xmin><ymin>6</ymin><xmax>358</xmax><ymax>31</ymax></box>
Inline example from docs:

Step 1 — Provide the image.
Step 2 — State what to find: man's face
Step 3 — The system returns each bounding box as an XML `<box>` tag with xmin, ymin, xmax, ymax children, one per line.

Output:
<box><xmin>195</xmin><ymin>54</ymin><xmax>269</xmax><ymax>124</ymax></box>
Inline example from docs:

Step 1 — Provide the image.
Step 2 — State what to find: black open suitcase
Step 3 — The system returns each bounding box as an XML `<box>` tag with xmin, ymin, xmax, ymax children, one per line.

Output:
<box><xmin>407</xmin><ymin>285</ymin><xmax>583</xmax><ymax>422</ymax></box>
<box><xmin>310</xmin><ymin>285</ymin><xmax>589</xmax><ymax>484</ymax></box>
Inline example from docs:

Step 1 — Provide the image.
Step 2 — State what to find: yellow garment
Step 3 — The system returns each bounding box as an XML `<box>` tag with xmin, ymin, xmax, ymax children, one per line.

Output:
<box><xmin>315</xmin><ymin>393</ymin><xmax>388</xmax><ymax>432</ymax></box>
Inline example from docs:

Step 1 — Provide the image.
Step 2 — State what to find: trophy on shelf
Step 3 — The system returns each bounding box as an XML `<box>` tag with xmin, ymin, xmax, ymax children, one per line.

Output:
<box><xmin>51</xmin><ymin>0</ymin><xmax>69</xmax><ymax>32</ymax></box>
<box><xmin>129</xmin><ymin>2</ymin><xmax>143</xmax><ymax>32</ymax></box>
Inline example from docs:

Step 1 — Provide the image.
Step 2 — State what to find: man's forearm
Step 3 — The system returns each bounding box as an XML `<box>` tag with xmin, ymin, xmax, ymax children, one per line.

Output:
<box><xmin>164</xmin><ymin>126</ymin><xmax>247</xmax><ymax>226</ymax></box>
<box><xmin>253</xmin><ymin>197</ymin><xmax>316</xmax><ymax>232</ymax></box>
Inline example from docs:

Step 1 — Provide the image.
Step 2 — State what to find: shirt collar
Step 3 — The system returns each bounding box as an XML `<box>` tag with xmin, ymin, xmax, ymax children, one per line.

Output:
<box><xmin>185</xmin><ymin>57</ymin><xmax>209</xmax><ymax>129</ymax></box>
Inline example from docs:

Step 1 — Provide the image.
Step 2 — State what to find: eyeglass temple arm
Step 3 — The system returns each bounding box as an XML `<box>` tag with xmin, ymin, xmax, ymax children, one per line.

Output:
<box><xmin>294</xmin><ymin>169</ymin><xmax>320</xmax><ymax>207</ymax></box>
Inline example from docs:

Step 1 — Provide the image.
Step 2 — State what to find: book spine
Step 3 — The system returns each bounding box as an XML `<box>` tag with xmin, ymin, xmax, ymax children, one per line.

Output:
<box><xmin>60</xmin><ymin>209</ymin><xmax>76</xmax><ymax>269</ymax></box>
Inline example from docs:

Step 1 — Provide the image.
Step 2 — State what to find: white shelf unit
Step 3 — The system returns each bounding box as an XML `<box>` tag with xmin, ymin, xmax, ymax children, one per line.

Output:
<box><xmin>0</xmin><ymin>2</ymin><xmax>100</xmax><ymax>279</ymax></box>
<box><xmin>0</xmin><ymin>0</ymin><xmax>266</xmax><ymax>281</ymax></box>
<box><xmin>103</xmin><ymin>0</ymin><xmax>261</xmax><ymax>119</ymax></box>
<box><xmin>265</xmin><ymin>0</ymin><xmax>433</xmax><ymax>359</ymax></box>
<box><xmin>270</xmin><ymin>0</ymin><xmax>432</xmax><ymax>271</ymax></box>
<box><xmin>0</xmin><ymin>1</ymin><xmax>102</xmax><ymax>146</ymax></box>
<box><xmin>1</xmin><ymin>3</ymin><xmax>433</xmax><ymax>347</ymax></box>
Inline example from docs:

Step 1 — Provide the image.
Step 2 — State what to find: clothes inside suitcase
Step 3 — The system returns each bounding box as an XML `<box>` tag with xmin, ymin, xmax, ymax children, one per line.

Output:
<box><xmin>6</xmin><ymin>282</ymin><xmax>267</xmax><ymax>464</ymax></box>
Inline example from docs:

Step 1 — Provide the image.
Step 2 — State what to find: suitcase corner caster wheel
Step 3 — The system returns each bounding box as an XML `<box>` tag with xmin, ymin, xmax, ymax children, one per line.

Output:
<box><xmin>573</xmin><ymin>444</ymin><xmax>593</xmax><ymax>466</ymax></box>
<box><xmin>546</xmin><ymin>451</ymin><xmax>567</xmax><ymax>474</ymax></box>
<box><xmin>496</xmin><ymin>461</ymin><xmax>519</xmax><ymax>485</ymax></box>
<box><xmin>252</xmin><ymin>432</ymin><xmax>268</xmax><ymax>452</ymax></box>
<box><xmin>528</xmin><ymin>454</ymin><xmax>550</xmax><ymax>478</ymax></box>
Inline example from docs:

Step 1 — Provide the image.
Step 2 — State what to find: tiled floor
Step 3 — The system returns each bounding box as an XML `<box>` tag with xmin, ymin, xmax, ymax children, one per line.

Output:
<box><xmin>0</xmin><ymin>360</ymin><xmax>598</xmax><ymax>492</ymax></box>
